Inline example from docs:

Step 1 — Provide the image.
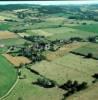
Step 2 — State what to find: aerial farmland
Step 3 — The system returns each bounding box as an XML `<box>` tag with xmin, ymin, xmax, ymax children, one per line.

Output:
<box><xmin>0</xmin><ymin>1</ymin><xmax>98</xmax><ymax>100</ymax></box>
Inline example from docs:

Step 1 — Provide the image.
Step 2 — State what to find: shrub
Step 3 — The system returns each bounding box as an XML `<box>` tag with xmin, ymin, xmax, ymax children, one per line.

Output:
<box><xmin>86</xmin><ymin>53</ymin><xmax>93</xmax><ymax>58</ymax></box>
<box><xmin>34</xmin><ymin>77</ymin><xmax>56</xmax><ymax>88</ymax></box>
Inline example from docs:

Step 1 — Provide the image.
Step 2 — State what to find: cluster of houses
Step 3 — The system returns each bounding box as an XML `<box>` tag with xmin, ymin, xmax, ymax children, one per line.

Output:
<box><xmin>19</xmin><ymin>40</ymin><xmax>61</xmax><ymax>62</ymax></box>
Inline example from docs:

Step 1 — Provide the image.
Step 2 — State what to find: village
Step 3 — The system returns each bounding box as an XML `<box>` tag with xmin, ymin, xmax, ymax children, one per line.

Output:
<box><xmin>4</xmin><ymin>34</ymin><xmax>98</xmax><ymax>64</ymax></box>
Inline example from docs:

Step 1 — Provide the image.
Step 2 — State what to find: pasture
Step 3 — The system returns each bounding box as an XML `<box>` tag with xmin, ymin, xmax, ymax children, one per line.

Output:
<box><xmin>69</xmin><ymin>23</ymin><xmax>98</xmax><ymax>33</ymax></box>
<box><xmin>4</xmin><ymin>68</ymin><xmax>64</xmax><ymax>100</ymax></box>
<box><xmin>0</xmin><ymin>23</ymin><xmax>12</xmax><ymax>30</ymax></box>
<box><xmin>72</xmin><ymin>43</ymin><xmax>98</xmax><ymax>59</ymax></box>
<box><xmin>42</xmin><ymin>27</ymin><xmax>98</xmax><ymax>40</ymax></box>
<box><xmin>0</xmin><ymin>11</ymin><xmax>17</xmax><ymax>19</ymax></box>
<box><xmin>67</xmin><ymin>82</ymin><xmax>98</xmax><ymax>100</ymax></box>
<box><xmin>26</xmin><ymin>29</ymin><xmax>52</xmax><ymax>37</ymax></box>
<box><xmin>31</xmin><ymin>53</ymin><xmax>98</xmax><ymax>85</ymax></box>
<box><xmin>0</xmin><ymin>38</ymin><xmax>28</xmax><ymax>46</ymax></box>
<box><xmin>0</xmin><ymin>55</ymin><xmax>17</xmax><ymax>97</ymax></box>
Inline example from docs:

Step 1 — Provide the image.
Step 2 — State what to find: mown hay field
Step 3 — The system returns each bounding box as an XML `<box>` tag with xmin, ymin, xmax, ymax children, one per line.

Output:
<box><xmin>31</xmin><ymin>53</ymin><xmax>98</xmax><ymax>85</ymax></box>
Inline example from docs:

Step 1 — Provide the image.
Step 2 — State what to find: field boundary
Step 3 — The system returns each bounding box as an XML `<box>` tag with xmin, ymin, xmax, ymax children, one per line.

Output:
<box><xmin>70</xmin><ymin>51</ymin><xmax>98</xmax><ymax>60</ymax></box>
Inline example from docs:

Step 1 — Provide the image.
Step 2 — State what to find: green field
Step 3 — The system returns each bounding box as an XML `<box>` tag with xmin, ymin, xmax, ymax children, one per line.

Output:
<box><xmin>69</xmin><ymin>23</ymin><xmax>98</xmax><ymax>33</ymax></box>
<box><xmin>0</xmin><ymin>23</ymin><xmax>12</xmax><ymax>30</ymax></box>
<box><xmin>0</xmin><ymin>47</ymin><xmax>7</xmax><ymax>53</ymax></box>
<box><xmin>0</xmin><ymin>55</ymin><xmax>17</xmax><ymax>97</ymax></box>
<box><xmin>72</xmin><ymin>43</ymin><xmax>98</xmax><ymax>59</ymax></box>
<box><xmin>26</xmin><ymin>26</ymin><xmax>98</xmax><ymax>40</ymax></box>
<box><xmin>0</xmin><ymin>38</ymin><xmax>29</xmax><ymax>46</ymax></box>
<box><xmin>42</xmin><ymin>27</ymin><xmax>98</xmax><ymax>40</ymax></box>
<box><xmin>4</xmin><ymin>68</ymin><xmax>64</xmax><ymax>100</ymax></box>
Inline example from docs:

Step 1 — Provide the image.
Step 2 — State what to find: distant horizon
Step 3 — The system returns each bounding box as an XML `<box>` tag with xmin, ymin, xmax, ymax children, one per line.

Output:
<box><xmin>0</xmin><ymin>1</ymin><xmax>98</xmax><ymax>5</ymax></box>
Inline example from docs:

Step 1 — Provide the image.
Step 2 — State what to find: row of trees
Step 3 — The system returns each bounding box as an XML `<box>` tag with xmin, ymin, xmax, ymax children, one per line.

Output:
<box><xmin>92</xmin><ymin>73</ymin><xmax>98</xmax><ymax>83</ymax></box>
<box><xmin>68</xmin><ymin>11</ymin><xmax>98</xmax><ymax>21</ymax></box>
<box><xmin>60</xmin><ymin>80</ymin><xmax>88</xmax><ymax>98</ymax></box>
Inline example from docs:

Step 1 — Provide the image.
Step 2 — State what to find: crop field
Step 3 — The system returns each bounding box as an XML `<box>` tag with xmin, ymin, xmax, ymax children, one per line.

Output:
<box><xmin>0</xmin><ymin>55</ymin><xmax>17</xmax><ymax>97</ymax></box>
<box><xmin>3</xmin><ymin>54</ymin><xmax>31</xmax><ymax>67</ymax></box>
<box><xmin>4</xmin><ymin>68</ymin><xmax>64</xmax><ymax>100</ymax></box>
<box><xmin>0</xmin><ymin>11</ymin><xmax>17</xmax><ymax>19</ymax></box>
<box><xmin>31</xmin><ymin>53</ymin><xmax>98</xmax><ymax>85</ymax></box>
<box><xmin>42</xmin><ymin>27</ymin><xmax>98</xmax><ymax>40</ymax></box>
<box><xmin>0</xmin><ymin>38</ymin><xmax>28</xmax><ymax>46</ymax></box>
<box><xmin>27</xmin><ymin>18</ymin><xmax>64</xmax><ymax>29</ymax></box>
<box><xmin>0</xmin><ymin>31</ymin><xmax>17</xmax><ymax>39</ymax></box>
<box><xmin>69</xmin><ymin>23</ymin><xmax>98</xmax><ymax>33</ymax></box>
<box><xmin>0</xmin><ymin>23</ymin><xmax>12</xmax><ymax>30</ymax></box>
<box><xmin>72</xmin><ymin>43</ymin><xmax>98</xmax><ymax>59</ymax></box>
<box><xmin>26</xmin><ymin>29</ymin><xmax>53</xmax><ymax>37</ymax></box>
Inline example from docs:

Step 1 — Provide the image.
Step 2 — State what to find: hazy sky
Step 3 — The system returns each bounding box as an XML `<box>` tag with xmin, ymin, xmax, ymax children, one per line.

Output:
<box><xmin>0</xmin><ymin>1</ymin><xmax>98</xmax><ymax>5</ymax></box>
